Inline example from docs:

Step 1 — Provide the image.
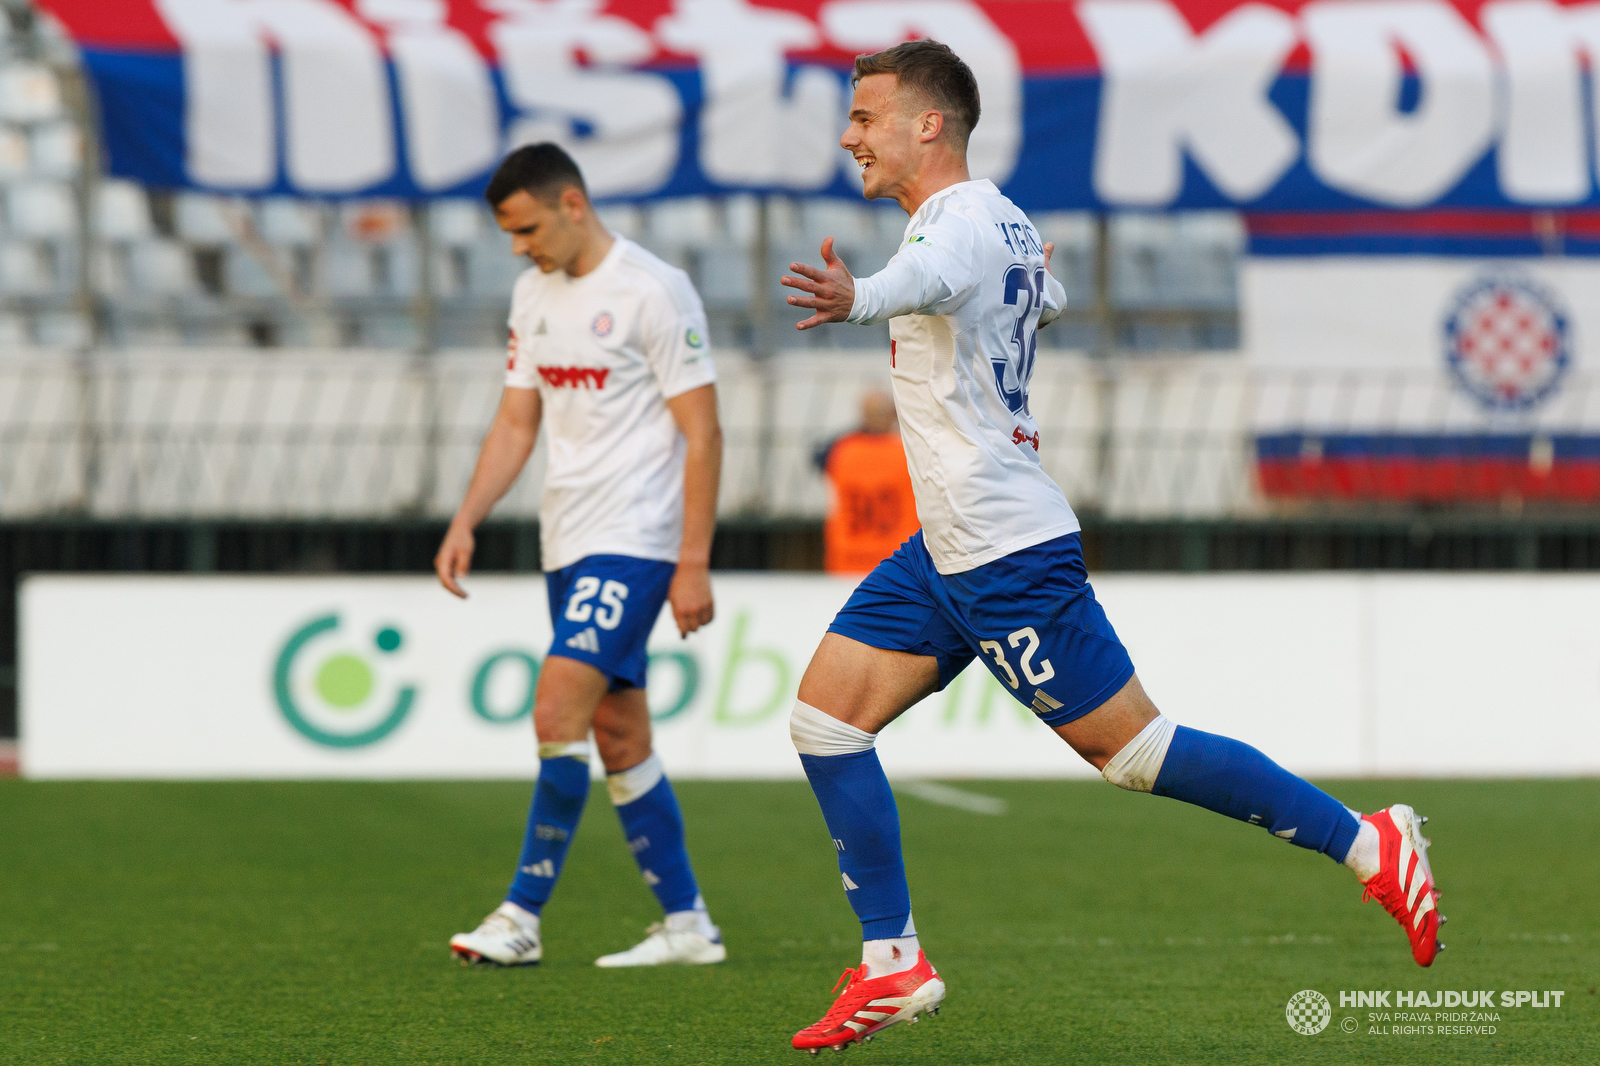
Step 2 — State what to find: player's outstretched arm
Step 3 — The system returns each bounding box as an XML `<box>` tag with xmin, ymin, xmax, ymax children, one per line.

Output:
<box><xmin>435</xmin><ymin>386</ymin><xmax>541</xmax><ymax>599</ymax></box>
<box><xmin>782</xmin><ymin>237</ymin><xmax>856</xmax><ymax>330</ymax></box>
<box><xmin>665</xmin><ymin>383</ymin><xmax>722</xmax><ymax>636</ymax></box>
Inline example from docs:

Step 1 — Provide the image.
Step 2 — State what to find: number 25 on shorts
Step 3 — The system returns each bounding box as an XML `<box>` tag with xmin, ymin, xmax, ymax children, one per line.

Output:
<box><xmin>565</xmin><ymin>577</ymin><xmax>630</xmax><ymax>630</ymax></box>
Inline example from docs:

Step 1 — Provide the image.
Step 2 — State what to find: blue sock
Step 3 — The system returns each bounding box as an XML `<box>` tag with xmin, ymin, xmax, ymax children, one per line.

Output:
<box><xmin>800</xmin><ymin>750</ymin><xmax>914</xmax><ymax>941</ymax></box>
<box><xmin>1153</xmin><ymin>726</ymin><xmax>1360</xmax><ymax>862</ymax></box>
<box><xmin>505</xmin><ymin>754</ymin><xmax>590</xmax><ymax>914</ymax></box>
<box><xmin>612</xmin><ymin>768</ymin><xmax>703</xmax><ymax>915</ymax></box>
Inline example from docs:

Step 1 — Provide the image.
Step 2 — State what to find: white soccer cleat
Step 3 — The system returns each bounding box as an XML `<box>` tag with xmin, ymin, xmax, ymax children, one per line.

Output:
<box><xmin>594</xmin><ymin>921</ymin><xmax>727</xmax><ymax>968</ymax></box>
<box><xmin>450</xmin><ymin>902</ymin><xmax>542</xmax><ymax>966</ymax></box>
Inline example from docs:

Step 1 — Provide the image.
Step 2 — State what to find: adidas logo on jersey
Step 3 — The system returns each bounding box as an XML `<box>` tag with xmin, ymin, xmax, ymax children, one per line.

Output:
<box><xmin>519</xmin><ymin>859</ymin><xmax>555</xmax><ymax>878</ymax></box>
<box><xmin>565</xmin><ymin>627</ymin><xmax>600</xmax><ymax>653</ymax></box>
<box><xmin>538</xmin><ymin>366</ymin><xmax>609</xmax><ymax>389</ymax></box>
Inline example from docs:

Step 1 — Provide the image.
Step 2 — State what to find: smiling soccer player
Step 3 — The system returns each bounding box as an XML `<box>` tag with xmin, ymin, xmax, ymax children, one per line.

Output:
<box><xmin>778</xmin><ymin>40</ymin><xmax>1444</xmax><ymax>1054</ymax></box>
<box><xmin>436</xmin><ymin>143</ymin><xmax>725</xmax><ymax>970</ymax></box>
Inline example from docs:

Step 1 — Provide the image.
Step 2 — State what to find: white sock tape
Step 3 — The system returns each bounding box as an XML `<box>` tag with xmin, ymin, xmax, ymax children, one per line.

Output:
<box><xmin>1101</xmin><ymin>714</ymin><xmax>1176</xmax><ymax>793</ymax></box>
<box><xmin>606</xmin><ymin>752</ymin><xmax>665</xmax><ymax>806</ymax></box>
<box><xmin>538</xmin><ymin>740</ymin><xmax>591</xmax><ymax>762</ymax></box>
<box><xmin>790</xmin><ymin>700</ymin><xmax>877</xmax><ymax>756</ymax></box>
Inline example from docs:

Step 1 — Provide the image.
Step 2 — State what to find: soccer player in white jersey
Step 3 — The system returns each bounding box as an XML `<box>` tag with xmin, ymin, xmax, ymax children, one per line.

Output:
<box><xmin>778</xmin><ymin>41</ymin><xmax>1444</xmax><ymax>1052</ymax></box>
<box><xmin>435</xmin><ymin>144</ymin><xmax>726</xmax><ymax>969</ymax></box>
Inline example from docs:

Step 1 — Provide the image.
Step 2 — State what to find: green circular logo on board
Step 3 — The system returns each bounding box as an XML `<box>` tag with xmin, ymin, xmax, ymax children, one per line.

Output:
<box><xmin>273</xmin><ymin>616</ymin><xmax>415</xmax><ymax>748</ymax></box>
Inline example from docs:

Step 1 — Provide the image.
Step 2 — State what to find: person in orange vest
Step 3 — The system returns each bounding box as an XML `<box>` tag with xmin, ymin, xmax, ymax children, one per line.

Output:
<box><xmin>816</xmin><ymin>388</ymin><xmax>921</xmax><ymax>574</ymax></box>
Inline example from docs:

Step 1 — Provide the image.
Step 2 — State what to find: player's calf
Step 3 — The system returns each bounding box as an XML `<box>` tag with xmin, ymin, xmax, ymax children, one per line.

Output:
<box><xmin>1099</xmin><ymin>714</ymin><xmax>1447</xmax><ymax>966</ymax></box>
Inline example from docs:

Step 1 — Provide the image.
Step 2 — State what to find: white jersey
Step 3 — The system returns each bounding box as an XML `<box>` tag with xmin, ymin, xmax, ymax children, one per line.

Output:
<box><xmin>847</xmin><ymin>179</ymin><xmax>1078</xmax><ymax>575</ymax></box>
<box><xmin>505</xmin><ymin>235</ymin><xmax>716</xmax><ymax>572</ymax></box>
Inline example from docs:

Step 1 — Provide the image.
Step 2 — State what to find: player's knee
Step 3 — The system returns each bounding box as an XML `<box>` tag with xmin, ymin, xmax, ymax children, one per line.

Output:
<box><xmin>1100</xmin><ymin>714</ymin><xmax>1176</xmax><ymax>793</ymax></box>
<box><xmin>790</xmin><ymin>700</ymin><xmax>877</xmax><ymax>756</ymax></box>
<box><xmin>605</xmin><ymin>751</ymin><xmax>664</xmax><ymax>805</ymax></box>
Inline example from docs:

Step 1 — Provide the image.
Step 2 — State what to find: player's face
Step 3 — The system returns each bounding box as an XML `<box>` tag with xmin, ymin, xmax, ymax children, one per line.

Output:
<box><xmin>494</xmin><ymin>189</ymin><xmax>586</xmax><ymax>274</ymax></box>
<box><xmin>841</xmin><ymin>73</ymin><xmax>925</xmax><ymax>201</ymax></box>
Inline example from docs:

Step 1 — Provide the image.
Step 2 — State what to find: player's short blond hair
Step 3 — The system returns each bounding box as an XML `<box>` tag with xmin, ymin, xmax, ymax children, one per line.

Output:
<box><xmin>852</xmin><ymin>40</ymin><xmax>980</xmax><ymax>150</ymax></box>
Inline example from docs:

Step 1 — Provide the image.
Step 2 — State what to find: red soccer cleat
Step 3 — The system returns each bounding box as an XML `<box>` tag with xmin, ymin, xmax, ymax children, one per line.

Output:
<box><xmin>1360</xmin><ymin>804</ymin><xmax>1445</xmax><ymax>966</ymax></box>
<box><xmin>792</xmin><ymin>951</ymin><xmax>946</xmax><ymax>1053</ymax></box>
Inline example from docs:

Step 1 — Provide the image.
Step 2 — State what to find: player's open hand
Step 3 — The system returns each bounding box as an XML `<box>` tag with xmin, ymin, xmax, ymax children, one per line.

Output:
<box><xmin>668</xmin><ymin>562</ymin><xmax>714</xmax><ymax>638</ymax></box>
<box><xmin>435</xmin><ymin>522</ymin><xmax>475</xmax><ymax>599</ymax></box>
<box><xmin>782</xmin><ymin>237</ymin><xmax>855</xmax><ymax>330</ymax></box>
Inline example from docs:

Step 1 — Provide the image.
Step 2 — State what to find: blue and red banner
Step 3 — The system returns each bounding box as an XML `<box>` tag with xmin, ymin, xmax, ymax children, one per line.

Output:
<box><xmin>38</xmin><ymin>0</ymin><xmax>1600</xmax><ymax>210</ymax></box>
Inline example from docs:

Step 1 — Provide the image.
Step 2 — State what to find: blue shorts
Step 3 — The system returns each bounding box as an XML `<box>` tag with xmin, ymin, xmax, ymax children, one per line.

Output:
<box><xmin>546</xmin><ymin>554</ymin><xmax>676</xmax><ymax>691</ymax></box>
<box><xmin>828</xmin><ymin>532</ymin><xmax>1135</xmax><ymax>727</ymax></box>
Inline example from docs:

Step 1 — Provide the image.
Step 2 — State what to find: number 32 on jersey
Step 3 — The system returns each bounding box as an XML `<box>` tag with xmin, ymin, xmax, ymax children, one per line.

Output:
<box><xmin>995</xmin><ymin>264</ymin><xmax>1044</xmax><ymax>416</ymax></box>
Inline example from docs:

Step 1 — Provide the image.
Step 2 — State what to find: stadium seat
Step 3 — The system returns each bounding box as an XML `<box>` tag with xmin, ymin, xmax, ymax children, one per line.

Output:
<box><xmin>0</xmin><ymin>312</ymin><xmax>27</xmax><ymax>346</ymax></box>
<box><xmin>321</xmin><ymin>239</ymin><xmax>376</xmax><ymax>298</ymax></box>
<box><xmin>0</xmin><ymin>123</ymin><xmax>27</xmax><ymax>181</ymax></box>
<box><xmin>34</xmin><ymin>311</ymin><xmax>89</xmax><ymax>347</ymax></box>
<box><xmin>257</xmin><ymin>198</ymin><xmax>322</xmax><ymax>246</ymax></box>
<box><xmin>0</xmin><ymin>63</ymin><xmax>61</xmax><ymax>123</ymax></box>
<box><xmin>429</xmin><ymin>199</ymin><xmax>482</xmax><ymax>248</ymax></box>
<box><xmin>224</xmin><ymin>246</ymin><xmax>285</xmax><ymax>299</ymax></box>
<box><xmin>1171</xmin><ymin>213</ymin><xmax>1242</xmax><ymax>306</ymax></box>
<box><xmin>372</xmin><ymin>237</ymin><xmax>419</xmax><ymax>297</ymax></box>
<box><xmin>93</xmin><ymin>180</ymin><xmax>153</xmax><ymax>241</ymax></box>
<box><xmin>717</xmin><ymin>195</ymin><xmax>760</xmax><ymax>249</ymax></box>
<box><xmin>0</xmin><ymin>239</ymin><xmax>45</xmax><ymax>293</ymax></box>
<box><xmin>799</xmin><ymin>199</ymin><xmax>869</xmax><ymax>251</ymax></box>
<box><xmin>5</xmin><ymin>180</ymin><xmax>75</xmax><ymax>238</ymax></box>
<box><xmin>126</xmin><ymin>238</ymin><xmax>199</xmax><ymax>296</ymax></box>
<box><xmin>696</xmin><ymin>244</ymin><xmax>752</xmax><ymax>308</ymax></box>
<box><xmin>28</xmin><ymin>121</ymin><xmax>78</xmax><ymax>178</ymax></box>
<box><xmin>644</xmin><ymin>198</ymin><xmax>720</xmax><ymax>255</ymax></box>
<box><xmin>1034</xmin><ymin>212</ymin><xmax>1096</xmax><ymax>307</ymax></box>
<box><xmin>1110</xmin><ymin>214</ymin><xmax>1172</xmax><ymax>308</ymax></box>
<box><xmin>91</xmin><ymin>243</ymin><xmax>127</xmax><ymax>296</ymax></box>
<box><xmin>174</xmin><ymin>193</ymin><xmax>238</xmax><ymax>246</ymax></box>
<box><xmin>463</xmin><ymin>237</ymin><xmax>525</xmax><ymax>299</ymax></box>
<box><xmin>596</xmin><ymin>203</ymin><xmax>643</xmax><ymax>240</ymax></box>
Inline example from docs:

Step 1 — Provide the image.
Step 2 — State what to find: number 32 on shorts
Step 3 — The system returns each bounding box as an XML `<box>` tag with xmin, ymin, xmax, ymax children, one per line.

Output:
<box><xmin>564</xmin><ymin>576</ymin><xmax>630</xmax><ymax>630</ymax></box>
<box><xmin>980</xmin><ymin>627</ymin><xmax>1055</xmax><ymax>688</ymax></box>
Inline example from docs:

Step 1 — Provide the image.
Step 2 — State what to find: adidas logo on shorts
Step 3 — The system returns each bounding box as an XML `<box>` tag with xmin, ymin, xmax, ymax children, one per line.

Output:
<box><xmin>565</xmin><ymin>627</ymin><xmax>600</xmax><ymax>653</ymax></box>
<box><xmin>1030</xmin><ymin>690</ymin><xmax>1063</xmax><ymax>716</ymax></box>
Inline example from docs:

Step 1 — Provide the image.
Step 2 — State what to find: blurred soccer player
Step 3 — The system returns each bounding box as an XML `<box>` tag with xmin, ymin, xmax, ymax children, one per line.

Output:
<box><xmin>435</xmin><ymin>143</ymin><xmax>725</xmax><ymax>969</ymax></box>
<box><xmin>779</xmin><ymin>41</ymin><xmax>1443</xmax><ymax>1052</ymax></box>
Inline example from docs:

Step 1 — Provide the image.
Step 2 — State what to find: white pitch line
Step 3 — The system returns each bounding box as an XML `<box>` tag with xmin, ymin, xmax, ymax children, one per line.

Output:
<box><xmin>894</xmin><ymin>780</ymin><xmax>1008</xmax><ymax>816</ymax></box>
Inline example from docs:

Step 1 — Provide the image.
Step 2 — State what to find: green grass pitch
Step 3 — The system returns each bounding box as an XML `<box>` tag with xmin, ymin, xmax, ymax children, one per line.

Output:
<box><xmin>2</xmin><ymin>778</ymin><xmax>1595</xmax><ymax>1065</ymax></box>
